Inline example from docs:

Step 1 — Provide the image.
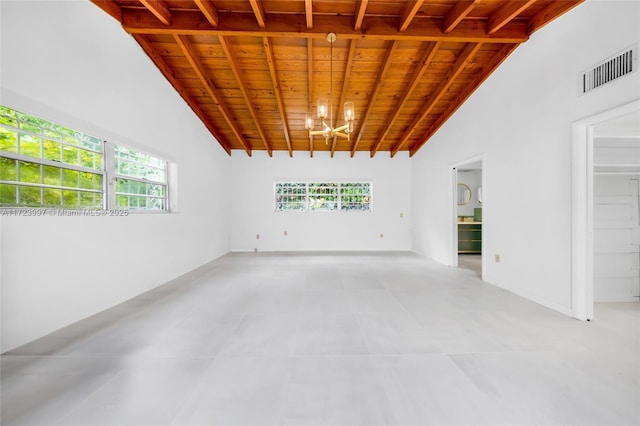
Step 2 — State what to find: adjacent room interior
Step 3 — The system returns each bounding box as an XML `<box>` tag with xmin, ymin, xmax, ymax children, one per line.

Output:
<box><xmin>1</xmin><ymin>1</ymin><xmax>639</xmax><ymax>425</ymax></box>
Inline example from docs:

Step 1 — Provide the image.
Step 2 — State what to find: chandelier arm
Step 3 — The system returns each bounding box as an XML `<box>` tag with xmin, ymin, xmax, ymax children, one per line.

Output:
<box><xmin>309</xmin><ymin>129</ymin><xmax>330</xmax><ymax>136</ymax></box>
<box><xmin>332</xmin><ymin>131</ymin><xmax>350</xmax><ymax>139</ymax></box>
<box><xmin>333</xmin><ymin>123</ymin><xmax>351</xmax><ymax>132</ymax></box>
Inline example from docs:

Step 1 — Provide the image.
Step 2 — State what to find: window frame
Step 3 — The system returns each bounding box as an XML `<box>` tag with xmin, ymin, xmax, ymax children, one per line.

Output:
<box><xmin>274</xmin><ymin>181</ymin><xmax>372</xmax><ymax>212</ymax></box>
<box><xmin>112</xmin><ymin>144</ymin><xmax>169</xmax><ymax>212</ymax></box>
<box><xmin>0</xmin><ymin>105</ymin><xmax>172</xmax><ymax>213</ymax></box>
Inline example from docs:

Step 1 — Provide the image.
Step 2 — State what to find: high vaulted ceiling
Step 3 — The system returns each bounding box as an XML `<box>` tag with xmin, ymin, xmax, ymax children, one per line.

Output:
<box><xmin>92</xmin><ymin>0</ymin><xmax>583</xmax><ymax>157</ymax></box>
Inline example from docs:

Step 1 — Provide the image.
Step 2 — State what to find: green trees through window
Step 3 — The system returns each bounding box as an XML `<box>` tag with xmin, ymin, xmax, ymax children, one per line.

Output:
<box><xmin>0</xmin><ymin>106</ymin><xmax>103</xmax><ymax>208</ymax></box>
<box><xmin>275</xmin><ymin>182</ymin><xmax>371</xmax><ymax>211</ymax></box>
<box><xmin>114</xmin><ymin>145</ymin><xmax>167</xmax><ymax>210</ymax></box>
<box><xmin>0</xmin><ymin>105</ymin><xmax>169</xmax><ymax>211</ymax></box>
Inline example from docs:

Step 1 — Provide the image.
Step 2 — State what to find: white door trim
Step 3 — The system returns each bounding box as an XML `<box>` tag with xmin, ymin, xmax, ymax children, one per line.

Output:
<box><xmin>571</xmin><ymin>99</ymin><xmax>640</xmax><ymax>321</ymax></box>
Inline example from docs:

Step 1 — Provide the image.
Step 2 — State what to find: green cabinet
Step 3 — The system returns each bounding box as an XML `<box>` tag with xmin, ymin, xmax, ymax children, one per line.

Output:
<box><xmin>458</xmin><ymin>222</ymin><xmax>482</xmax><ymax>253</ymax></box>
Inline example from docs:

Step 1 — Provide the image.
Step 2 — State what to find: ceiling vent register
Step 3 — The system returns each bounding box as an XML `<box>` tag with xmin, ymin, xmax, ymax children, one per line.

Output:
<box><xmin>581</xmin><ymin>46</ymin><xmax>637</xmax><ymax>94</ymax></box>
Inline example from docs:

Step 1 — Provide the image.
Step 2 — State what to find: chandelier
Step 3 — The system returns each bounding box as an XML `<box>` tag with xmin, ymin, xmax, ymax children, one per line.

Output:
<box><xmin>305</xmin><ymin>32</ymin><xmax>355</xmax><ymax>144</ymax></box>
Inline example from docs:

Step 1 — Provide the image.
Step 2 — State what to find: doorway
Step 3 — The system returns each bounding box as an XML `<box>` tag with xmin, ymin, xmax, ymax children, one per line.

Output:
<box><xmin>451</xmin><ymin>155</ymin><xmax>484</xmax><ymax>278</ymax></box>
<box><xmin>571</xmin><ymin>100</ymin><xmax>640</xmax><ymax>320</ymax></box>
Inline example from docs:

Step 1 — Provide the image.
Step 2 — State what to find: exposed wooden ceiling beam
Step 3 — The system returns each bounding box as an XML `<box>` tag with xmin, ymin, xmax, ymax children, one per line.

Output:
<box><xmin>409</xmin><ymin>43</ymin><xmax>520</xmax><ymax>156</ymax></box>
<box><xmin>307</xmin><ymin>38</ymin><xmax>314</xmax><ymax>157</ymax></box>
<box><xmin>350</xmin><ymin>40</ymin><xmax>399</xmax><ymax>157</ymax></box>
<box><xmin>249</xmin><ymin>0</ymin><xmax>266</xmax><ymax>29</ymax></box>
<box><xmin>527</xmin><ymin>0</ymin><xmax>584</xmax><ymax>34</ymax></box>
<box><xmin>193</xmin><ymin>0</ymin><xmax>219</xmax><ymax>27</ymax></box>
<box><xmin>174</xmin><ymin>34</ymin><xmax>252</xmax><ymax>156</ymax></box>
<box><xmin>354</xmin><ymin>0</ymin><xmax>368</xmax><ymax>31</ymax></box>
<box><xmin>399</xmin><ymin>1</ymin><xmax>425</xmax><ymax>32</ymax></box>
<box><xmin>121</xmin><ymin>11</ymin><xmax>530</xmax><ymax>44</ymax></box>
<box><xmin>443</xmin><ymin>0</ymin><xmax>478</xmax><ymax>33</ymax></box>
<box><xmin>370</xmin><ymin>41</ymin><xmax>440</xmax><ymax>157</ymax></box>
<box><xmin>391</xmin><ymin>42</ymin><xmax>482</xmax><ymax>157</ymax></box>
<box><xmin>218</xmin><ymin>36</ymin><xmax>272</xmax><ymax>156</ymax></box>
<box><xmin>263</xmin><ymin>37</ymin><xmax>293</xmax><ymax>157</ymax></box>
<box><xmin>90</xmin><ymin>0</ymin><xmax>122</xmax><ymax>22</ymax></box>
<box><xmin>305</xmin><ymin>0</ymin><xmax>313</xmax><ymax>30</ymax></box>
<box><xmin>487</xmin><ymin>0</ymin><xmax>537</xmax><ymax>35</ymax></box>
<box><xmin>331</xmin><ymin>39</ymin><xmax>358</xmax><ymax>158</ymax></box>
<box><xmin>131</xmin><ymin>34</ymin><xmax>231</xmax><ymax>155</ymax></box>
<box><xmin>139</xmin><ymin>0</ymin><xmax>171</xmax><ymax>25</ymax></box>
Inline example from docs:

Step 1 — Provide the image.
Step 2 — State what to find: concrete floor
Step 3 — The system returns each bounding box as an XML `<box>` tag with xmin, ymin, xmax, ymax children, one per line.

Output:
<box><xmin>1</xmin><ymin>252</ymin><xmax>639</xmax><ymax>425</ymax></box>
<box><xmin>457</xmin><ymin>253</ymin><xmax>482</xmax><ymax>278</ymax></box>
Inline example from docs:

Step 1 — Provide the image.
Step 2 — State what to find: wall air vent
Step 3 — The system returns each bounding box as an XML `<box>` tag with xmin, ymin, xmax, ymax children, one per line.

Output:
<box><xmin>581</xmin><ymin>46</ymin><xmax>637</xmax><ymax>95</ymax></box>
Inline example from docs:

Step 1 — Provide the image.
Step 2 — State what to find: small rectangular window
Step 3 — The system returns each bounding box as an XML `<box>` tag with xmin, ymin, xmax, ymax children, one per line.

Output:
<box><xmin>274</xmin><ymin>181</ymin><xmax>371</xmax><ymax>212</ymax></box>
<box><xmin>114</xmin><ymin>145</ymin><xmax>168</xmax><ymax>211</ymax></box>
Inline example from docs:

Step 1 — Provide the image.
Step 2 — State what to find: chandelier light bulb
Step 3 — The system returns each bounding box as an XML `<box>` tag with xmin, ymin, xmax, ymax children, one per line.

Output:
<box><xmin>344</xmin><ymin>102</ymin><xmax>354</xmax><ymax>122</ymax></box>
<box><xmin>317</xmin><ymin>98</ymin><xmax>328</xmax><ymax>119</ymax></box>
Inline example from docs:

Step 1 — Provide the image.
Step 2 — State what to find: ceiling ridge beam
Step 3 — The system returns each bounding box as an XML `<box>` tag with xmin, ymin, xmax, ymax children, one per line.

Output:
<box><xmin>174</xmin><ymin>34</ymin><xmax>252</xmax><ymax>156</ymax></box>
<box><xmin>443</xmin><ymin>0</ymin><xmax>478</xmax><ymax>34</ymax></box>
<box><xmin>139</xmin><ymin>0</ymin><xmax>171</xmax><ymax>25</ymax></box>
<box><xmin>249</xmin><ymin>0</ymin><xmax>266</xmax><ymax>29</ymax></box>
<box><xmin>219</xmin><ymin>36</ymin><xmax>273</xmax><ymax>156</ymax></box>
<box><xmin>399</xmin><ymin>1</ymin><xmax>425</xmax><ymax>32</ymax></box>
<box><xmin>350</xmin><ymin>40</ymin><xmax>399</xmax><ymax>157</ymax></box>
<box><xmin>370</xmin><ymin>41</ymin><xmax>440</xmax><ymax>157</ymax></box>
<box><xmin>307</xmin><ymin>39</ymin><xmax>314</xmax><ymax>157</ymax></box>
<box><xmin>526</xmin><ymin>0</ymin><xmax>584</xmax><ymax>35</ymax></box>
<box><xmin>263</xmin><ymin>36</ymin><xmax>294</xmax><ymax>157</ymax></box>
<box><xmin>121</xmin><ymin>11</ymin><xmax>530</xmax><ymax>44</ymax></box>
<box><xmin>409</xmin><ymin>43</ymin><xmax>520</xmax><ymax>156</ymax></box>
<box><xmin>194</xmin><ymin>0</ymin><xmax>219</xmax><ymax>27</ymax></box>
<box><xmin>487</xmin><ymin>0</ymin><xmax>537</xmax><ymax>35</ymax></box>
<box><xmin>391</xmin><ymin>42</ymin><xmax>482</xmax><ymax>157</ymax></box>
<box><xmin>331</xmin><ymin>39</ymin><xmax>358</xmax><ymax>158</ymax></box>
<box><xmin>354</xmin><ymin>0</ymin><xmax>368</xmax><ymax>31</ymax></box>
<box><xmin>131</xmin><ymin>34</ymin><xmax>231</xmax><ymax>155</ymax></box>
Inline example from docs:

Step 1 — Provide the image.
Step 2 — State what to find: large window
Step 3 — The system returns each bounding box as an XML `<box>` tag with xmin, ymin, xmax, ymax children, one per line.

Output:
<box><xmin>0</xmin><ymin>106</ymin><xmax>104</xmax><ymax>208</ymax></box>
<box><xmin>275</xmin><ymin>181</ymin><xmax>371</xmax><ymax>212</ymax></box>
<box><xmin>0</xmin><ymin>105</ymin><xmax>169</xmax><ymax>211</ymax></box>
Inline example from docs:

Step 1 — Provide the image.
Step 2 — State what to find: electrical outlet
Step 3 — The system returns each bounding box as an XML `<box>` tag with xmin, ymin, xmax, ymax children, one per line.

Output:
<box><xmin>495</xmin><ymin>254</ymin><xmax>501</xmax><ymax>263</ymax></box>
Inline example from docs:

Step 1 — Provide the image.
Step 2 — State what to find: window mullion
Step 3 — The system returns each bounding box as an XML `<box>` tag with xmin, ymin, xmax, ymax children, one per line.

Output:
<box><xmin>104</xmin><ymin>141</ymin><xmax>115</xmax><ymax>210</ymax></box>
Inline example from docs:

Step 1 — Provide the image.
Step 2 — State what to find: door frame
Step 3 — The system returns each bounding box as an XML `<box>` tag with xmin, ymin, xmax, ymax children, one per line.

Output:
<box><xmin>571</xmin><ymin>99</ymin><xmax>640</xmax><ymax>321</ymax></box>
<box><xmin>450</xmin><ymin>154</ymin><xmax>485</xmax><ymax>275</ymax></box>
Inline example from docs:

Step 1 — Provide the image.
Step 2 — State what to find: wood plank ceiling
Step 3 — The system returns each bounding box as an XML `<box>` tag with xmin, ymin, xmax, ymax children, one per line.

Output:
<box><xmin>92</xmin><ymin>0</ymin><xmax>584</xmax><ymax>157</ymax></box>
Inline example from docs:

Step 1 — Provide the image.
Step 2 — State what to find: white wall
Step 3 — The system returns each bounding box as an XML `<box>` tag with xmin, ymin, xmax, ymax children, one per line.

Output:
<box><xmin>411</xmin><ymin>0</ymin><xmax>639</xmax><ymax>315</ymax></box>
<box><xmin>0</xmin><ymin>1</ymin><xmax>231</xmax><ymax>352</ymax></box>
<box><xmin>231</xmin><ymin>151</ymin><xmax>412</xmax><ymax>251</ymax></box>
